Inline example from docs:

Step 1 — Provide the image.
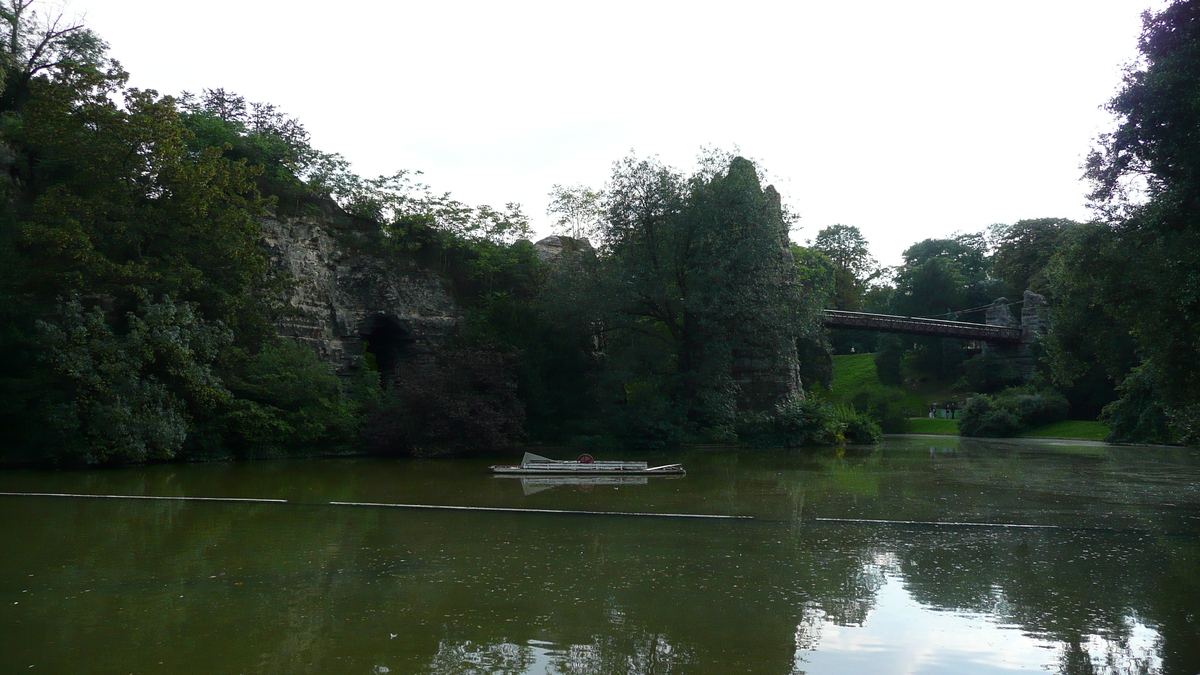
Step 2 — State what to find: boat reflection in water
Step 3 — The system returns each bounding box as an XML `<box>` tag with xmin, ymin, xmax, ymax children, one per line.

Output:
<box><xmin>499</xmin><ymin>474</ymin><xmax>656</xmax><ymax>496</ymax></box>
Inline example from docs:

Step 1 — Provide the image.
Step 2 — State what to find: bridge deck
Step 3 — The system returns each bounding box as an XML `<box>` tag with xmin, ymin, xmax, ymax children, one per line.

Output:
<box><xmin>821</xmin><ymin>310</ymin><xmax>1022</xmax><ymax>344</ymax></box>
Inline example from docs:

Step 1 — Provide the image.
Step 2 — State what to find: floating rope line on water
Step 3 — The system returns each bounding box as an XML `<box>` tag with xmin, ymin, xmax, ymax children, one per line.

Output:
<box><xmin>0</xmin><ymin>491</ymin><xmax>286</xmax><ymax>503</ymax></box>
<box><xmin>814</xmin><ymin>517</ymin><xmax>1059</xmax><ymax>529</ymax></box>
<box><xmin>330</xmin><ymin>501</ymin><xmax>753</xmax><ymax>520</ymax></box>
<box><xmin>0</xmin><ymin>492</ymin><xmax>751</xmax><ymax>519</ymax></box>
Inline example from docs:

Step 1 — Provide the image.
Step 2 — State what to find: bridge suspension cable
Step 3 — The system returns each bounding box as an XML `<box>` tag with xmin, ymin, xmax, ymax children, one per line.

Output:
<box><xmin>920</xmin><ymin>299</ymin><xmax>1025</xmax><ymax>321</ymax></box>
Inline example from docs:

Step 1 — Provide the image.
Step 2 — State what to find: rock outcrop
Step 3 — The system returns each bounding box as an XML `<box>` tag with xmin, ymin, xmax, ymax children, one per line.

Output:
<box><xmin>533</xmin><ymin>235</ymin><xmax>594</xmax><ymax>263</ymax></box>
<box><xmin>1017</xmin><ymin>290</ymin><xmax>1049</xmax><ymax>379</ymax></box>
<box><xmin>982</xmin><ymin>291</ymin><xmax>1049</xmax><ymax>379</ymax></box>
<box><xmin>261</xmin><ymin>212</ymin><xmax>460</xmax><ymax>374</ymax></box>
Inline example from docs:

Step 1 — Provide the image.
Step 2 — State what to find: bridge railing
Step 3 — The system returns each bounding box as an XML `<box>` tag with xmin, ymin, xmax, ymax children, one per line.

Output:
<box><xmin>821</xmin><ymin>310</ymin><xmax>1022</xmax><ymax>344</ymax></box>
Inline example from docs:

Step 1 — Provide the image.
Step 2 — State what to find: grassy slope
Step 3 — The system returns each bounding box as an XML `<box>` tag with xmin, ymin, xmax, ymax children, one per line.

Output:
<box><xmin>830</xmin><ymin>353</ymin><xmax>940</xmax><ymax>415</ymax></box>
<box><xmin>824</xmin><ymin>353</ymin><xmax>1110</xmax><ymax>440</ymax></box>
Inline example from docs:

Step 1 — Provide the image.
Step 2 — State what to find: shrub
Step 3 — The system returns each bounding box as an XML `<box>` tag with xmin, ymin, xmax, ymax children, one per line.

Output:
<box><xmin>214</xmin><ymin>339</ymin><xmax>361</xmax><ymax>458</ymax></box>
<box><xmin>836</xmin><ymin>405</ymin><xmax>884</xmax><ymax>444</ymax></box>
<box><xmin>738</xmin><ymin>397</ymin><xmax>881</xmax><ymax>447</ymax></box>
<box><xmin>958</xmin><ymin>395</ymin><xmax>1023</xmax><ymax>437</ymax></box>
<box><xmin>959</xmin><ymin>386</ymin><xmax>1069</xmax><ymax>437</ymax></box>
<box><xmin>1001</xmin><ymin>389</ymin><xmax>1069</xmax><ymax>427</ymax></box>
<box><xmin>1101</xmin><ymin>366</ymin><xmax>1173</xmax><ymax>444</ymax></box>
<box><xmin>848</xmin><ymin>388</ymin><xmax>907</xmax><ymax>434</ymax></box>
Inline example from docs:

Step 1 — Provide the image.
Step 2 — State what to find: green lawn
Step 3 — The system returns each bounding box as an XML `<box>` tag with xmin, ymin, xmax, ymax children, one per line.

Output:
<box><xmin>826</xmin><ymin>354</ymin><xmax>931</xmax><ymax>414</ymax></box>
<box><xmin>827</xmin><ymin>353</ymin><xmax>884</xmax><ymax>401</ymax></box>
<box><xmin>1019</xmin><ymin>420</ymin><xmax>1109</xmax><ymax>441</ymax></box>
<box><xmin>824</xmin><ymin>354</ymin><xmax>1110</xmax><ymax>440</ymax></box>
<box><xmin>906</xmin><ymin>418</ymin><xmax>959</xmax><ymax>435</ymax></box>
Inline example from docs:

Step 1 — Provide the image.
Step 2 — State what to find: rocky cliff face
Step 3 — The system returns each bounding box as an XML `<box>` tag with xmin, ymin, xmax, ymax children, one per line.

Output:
<box><xmin>261</xmin><ymin>213</ymin><xmax>460</xmax><ymax>374</ymax></box>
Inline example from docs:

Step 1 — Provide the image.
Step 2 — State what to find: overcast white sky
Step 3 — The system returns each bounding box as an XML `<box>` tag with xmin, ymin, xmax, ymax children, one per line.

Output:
<box><xmin>68</xmin><ymin>0</ymin><xmax>1161</xmax><ymax>265</ymax></box>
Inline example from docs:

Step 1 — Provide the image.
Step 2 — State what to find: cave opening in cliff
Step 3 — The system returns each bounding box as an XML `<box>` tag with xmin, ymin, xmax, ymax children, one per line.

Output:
<box><xmin>363</xmin><ymin>314</ymin><xmax>413</xmax><ymax>384</ymax></box>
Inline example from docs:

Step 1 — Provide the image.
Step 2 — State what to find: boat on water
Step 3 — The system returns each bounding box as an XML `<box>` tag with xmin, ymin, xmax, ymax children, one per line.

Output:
<box><xmin>490</xmin><ymin>452</ymin><xmax>685</xmax><ymax>476</ymax></box>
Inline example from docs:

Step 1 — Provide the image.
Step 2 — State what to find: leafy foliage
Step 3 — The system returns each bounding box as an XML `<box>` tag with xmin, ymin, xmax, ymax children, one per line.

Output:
<box><xmin>738</xmin><ymin>398</ymin><xmax>881</xmax><ymax>447</ymax></box>
<box><xmin>213</xmin><ymin>340</ymin><xmax>363</xmax><ymax>458</ymax></box>
<box><xmin>35</xmin><ymin>295</ymin><xmax>230</xmax><ymax>463</ymax></box>
<box><xmin>810</xmin><ymin>224</ymin><xmax>877</xmax><ymax>285</ymax></box>
<box><xmin>547</xmin><ymin>183</ymin><xmax>605</xmax><ymax>241</ymax></box>
<box><xmin>958</xmin><ymin>396</ymin><xmax>1023</xmax><ymax>438</ymax></box>
<box><xmin>990</xmin><ymin>218</ymin><xmax>1078</xmax><ymax>297</ymax></box>
<box><xmin>549</xmin><ymin>152</ymin><xmax>813</xmax><ymax>445</ymax></box>
<box><xmin>1099</xmin><ymin>365</ymin><xmax>1174</xmax><ymax>445</ymax></box>
<box><xmin>1036</xmin><ymin>2</ymin><xmax>1200</xmax><ymax>444</ymax></box>
<box><xmin>0</xmin><ymin>0</ymin><xmax>115</xmax><ymax>109</ymax></box>
<box><xmin>959</xmin><ymin>386</ymin><xmax>1069</xmax><ymax>438</ymax></box>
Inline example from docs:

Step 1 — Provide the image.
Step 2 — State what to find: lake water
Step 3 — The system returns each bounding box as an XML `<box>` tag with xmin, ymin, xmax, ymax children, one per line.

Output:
<box><xmin>1</xmin><ymin>436</ymin><xmax>1198</xmax><ymax>674</ymax></box>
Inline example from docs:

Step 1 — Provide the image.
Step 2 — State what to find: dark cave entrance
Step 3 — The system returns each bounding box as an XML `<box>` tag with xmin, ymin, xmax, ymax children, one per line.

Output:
<box><xmin>362</xmin><ymin>314</ymin><xmax>414</xmax><ymax>384</ymax></box>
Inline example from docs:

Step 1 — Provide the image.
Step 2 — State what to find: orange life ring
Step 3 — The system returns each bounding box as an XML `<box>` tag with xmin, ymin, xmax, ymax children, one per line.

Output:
<box><xmin>577</xmin><ymin>453</ymin><xmax>595</xmax><ymax>464</ymax></box>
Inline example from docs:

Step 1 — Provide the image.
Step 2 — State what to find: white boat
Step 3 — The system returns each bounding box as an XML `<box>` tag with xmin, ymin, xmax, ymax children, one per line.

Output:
<box><xmin>489</xmin><ymin>452</ymin><xmax>685</xmax><ymax>476</ymax></box>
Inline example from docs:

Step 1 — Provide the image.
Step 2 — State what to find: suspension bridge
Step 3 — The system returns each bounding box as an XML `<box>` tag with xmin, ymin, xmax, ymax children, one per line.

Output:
<box><xmin>820</xmin><ymin>310</ymin><xmax>1022</xmax><ymax>344</ymax></box>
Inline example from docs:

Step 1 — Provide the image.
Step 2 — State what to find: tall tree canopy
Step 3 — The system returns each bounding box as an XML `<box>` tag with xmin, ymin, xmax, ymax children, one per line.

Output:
<box><xmin>810</xmin><ymin>224</ymin><xmax>876</xmax><ymax>311</ymax></box>
<box><xmin>1048</xmin><ymin>0</ymin><xmax>1200</xmax><ymax>442</ymax></box>
<box><xmin>991</xmin><ymin>218</ymin><xmax>1080</xmax><ymax>297</ymax></box>
<box><xmin>0</xmin><ymin>6</ymin><xmax>322</xmax><ymax>461</ymax></box>
<box><xmin>553</xmin><ymin>153</ymin><xmax>811</xmax><ymax>445</ymax></box>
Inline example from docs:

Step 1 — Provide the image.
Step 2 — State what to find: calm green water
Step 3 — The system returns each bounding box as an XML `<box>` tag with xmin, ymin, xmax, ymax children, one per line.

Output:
<box><xmin>2</xmin><ymin>436</ymin><xmax>1199</xmax><ymax>674</ymax></box>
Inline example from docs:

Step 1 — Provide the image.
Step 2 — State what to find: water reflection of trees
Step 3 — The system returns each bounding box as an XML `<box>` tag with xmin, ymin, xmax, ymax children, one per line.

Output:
<box><xmin>1</xmin><ymin>443</ymin><xmax>1197</xmax><ymax>674</ymax></box>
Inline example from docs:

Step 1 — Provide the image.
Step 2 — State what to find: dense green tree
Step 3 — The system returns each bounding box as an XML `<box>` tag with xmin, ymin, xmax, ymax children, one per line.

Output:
<box><xmin>176</xmin><ymin>88</ymin><xmax>321</xmax><ymax>209</ymax></box>
<box><xmin>212</xmin><ymin>340</ymin><xmax>364</xmax><ymax>458</ymax></box>
<box><xmin>33</xmin><ymin>295</ymin><xmax>229</xmax><ymax>462</ymax></box>
<box><xmin>810</xmin><ymin>224</ymin><xmax>876</xmax><ymax>311</ymax></box>
<box><xmin>810</xmin><ymin>224</ymin><xmax>875</xmax><ymax>281</ymax></box>
<box><xmin>809</xmin><ymin>224</ymin><xmax>879</xmax><ymax>354</ymax></box>
<box><xmin>1048</xmin><ymin>0</ymin><xmax>1200</xmax><ymax>442</ymax></box>
<box><xmin>901</xmin><ymin>234</ymin><xmax>988</xmax><ymax>282</ymax></box>
<box><xmin>553</xmin><ymin>153</ymin><xmax>812</xmax><ymax>445</ymax></box>
<box><xmin>6</xmin><ymin>83</ymin><xmax>273</xmax><ymax>328</ymax></box>
<box><xmin>791</xmin><ymin>244</ymin><xmax>836</xmax><ymax>389</ymax></box>
<box><xmin>892</xmin><ymin>255</ymin><xmax>967</xmax><ymax>320</ymax></box>
<box><xmin>0</xmin><ymin>0</ymin><xmax>113</xmax><ymax>110</ymax></box>
<box><xmin>886</xmin><ymin>234</ymin><xmax>999</xmax><ymax>381</ymax></box>
<box><xmin>0</xmin><ymin>8</ymin><xmax>302</xmax><ymax>462</ymax></box>
<box><xmin>547</xmin><ymin>183</ymin><xmax>605</xmax><ymax>241</ymax></box>
<box><xmin>990</xmin><ymin>218</ymin><xmax>1079</xmax><ymax>297</ymax></box>
<box><xmin>898</xmin><ymin>233</ymin><xmax>997</xmax><ymax>316</ymax></box>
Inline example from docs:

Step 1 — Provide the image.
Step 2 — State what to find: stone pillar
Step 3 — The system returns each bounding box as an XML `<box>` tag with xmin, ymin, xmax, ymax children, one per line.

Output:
<box><xmin>983</xmin><ymin>298</ymin><xmax>1017</xmax><ymax>357</ymax></box>
<box><xmin>1017</xmin><ymin>290</ymin><xmax>1049</xmax><ymax>379</ymax></box>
